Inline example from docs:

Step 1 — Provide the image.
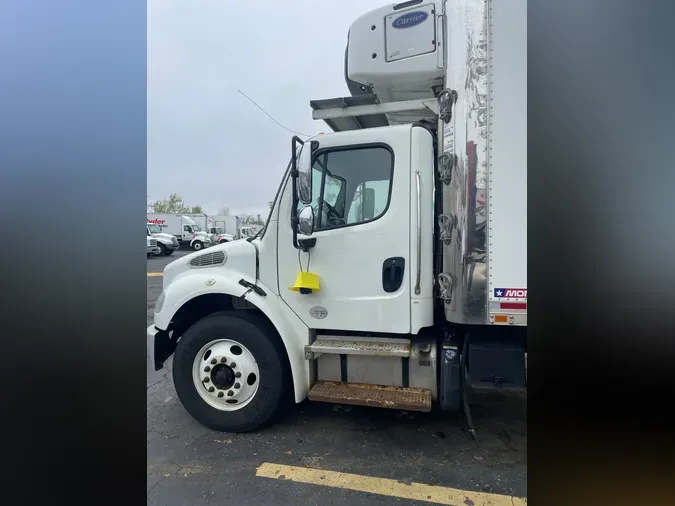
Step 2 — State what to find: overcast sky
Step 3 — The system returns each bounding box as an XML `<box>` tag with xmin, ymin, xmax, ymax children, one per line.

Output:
<box><xmin>148</xmin><ymin>0</ymin><xmax>387</xmax><ymax>217</ymax></box>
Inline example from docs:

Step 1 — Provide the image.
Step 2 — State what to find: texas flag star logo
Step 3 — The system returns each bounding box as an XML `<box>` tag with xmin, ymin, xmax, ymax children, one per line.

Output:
<box><xmin>495</xmin><ymin>289</ymin><xmax>503</xmax><ymax>297</ymax></box>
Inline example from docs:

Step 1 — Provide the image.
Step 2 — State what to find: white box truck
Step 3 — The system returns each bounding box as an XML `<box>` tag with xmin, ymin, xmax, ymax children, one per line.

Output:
<box><xmin>207</xmin><ymin>215</ymin><xmax>240</xmax><ymax>243</ymax></box>
<box><xmin>148</xmin><ymin>0</ymin><xmax>526</xmax><ymax>434</ymax></box>
<box><xmin>147</xmin><ymin>213</ymin><xmax>213</xmax><ymax>251</ymax></box>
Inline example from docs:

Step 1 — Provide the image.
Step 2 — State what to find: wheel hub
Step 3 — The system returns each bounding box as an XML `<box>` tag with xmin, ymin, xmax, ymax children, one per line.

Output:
<box><xmin>211</xmin><ymin>364</ymin><xmax>235</xmax><ymax>390</ymax></box>
<box><xmin>192</xmin><ymin>339</ymin><xmax>260</xmax><ymax>411</ymax></box>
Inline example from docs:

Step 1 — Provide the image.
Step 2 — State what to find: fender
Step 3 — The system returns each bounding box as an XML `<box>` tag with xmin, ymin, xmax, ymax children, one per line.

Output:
<box><xmin>154</xmin><ymin>271</ymin><xmax>311</xmax><ymax>403</ymax></box>
<box><xmin>189</xmin><ymin>237</ymin><xmax>206</xmax><ymax>249</ymax></box>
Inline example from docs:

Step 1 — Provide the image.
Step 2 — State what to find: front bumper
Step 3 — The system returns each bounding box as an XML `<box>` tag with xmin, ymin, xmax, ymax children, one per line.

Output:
<box><xmin>148</xmin><ymin>325</ymin><xmax>176</xmax><ymax>371</ymax></box>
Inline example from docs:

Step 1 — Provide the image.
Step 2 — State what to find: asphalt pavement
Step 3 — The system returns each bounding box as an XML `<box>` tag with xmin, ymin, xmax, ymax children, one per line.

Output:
<box><xmin>147</xmin><ymin>249</ymin><xmax>527</xmax><ymax>505</ymax></box>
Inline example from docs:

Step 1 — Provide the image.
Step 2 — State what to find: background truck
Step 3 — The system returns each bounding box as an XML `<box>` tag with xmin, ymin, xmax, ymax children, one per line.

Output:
<box><xmin>146</xmin><ymin>221</ymin><xmax>179</xmax><ymax>256</ymax></box>
<box><xmin>146</xmin><ymin>233</ymin><xmax>160</xmax><ymax>257</ymax></box>
<box><xmin>239</xmin><ymin>225</ymin><xmax>261</xmax><ymax>239</ymax></box>
<box><xmin>148</xmin><ymin>0</ymin><xmax>526</xmax><ymax>434</ymax></box>
<box><xmin>147</xmin><ymin>213</ymin><xmax>213</xmax><ymax>251</ymax></box>
<box><xmin>208</xmin><ymin>215</ymin><xmax>240</xmax><ymax>243</ymax></box>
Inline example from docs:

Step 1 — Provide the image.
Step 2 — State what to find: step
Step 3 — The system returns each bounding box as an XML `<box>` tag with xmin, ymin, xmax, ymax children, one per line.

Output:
<box><xmin>304</xmin><ymin>336</ymin><xmax>411</xmax><ymax>360</ymax></box>
<box><xmin>308</xmin><ymin>380</ymin><xmax>432</xmax><ymax>412</ymax></box>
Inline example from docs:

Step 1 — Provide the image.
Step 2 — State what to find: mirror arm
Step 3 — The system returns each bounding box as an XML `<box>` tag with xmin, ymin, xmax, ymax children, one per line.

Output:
<box><xmin>291</xmin><ymin>136</ymin><xmax>305</xmax><ymax>250</ymax></box>
<box><xmin>298</xmin><ymin>238</ymin><xmax>316</xmax><ymax>252</ymax></box>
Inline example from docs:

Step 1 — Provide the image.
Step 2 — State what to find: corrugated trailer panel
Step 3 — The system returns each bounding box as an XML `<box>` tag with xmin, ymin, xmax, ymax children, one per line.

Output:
<box><xmin>486</xmin><ymin>0</ymin><xmax>527</xmax><ymax>312</ymax></box>
<box><xmin>440</xmin><ymin>0</ymin><xmax>527</xmax><ymax>326</ymax></box>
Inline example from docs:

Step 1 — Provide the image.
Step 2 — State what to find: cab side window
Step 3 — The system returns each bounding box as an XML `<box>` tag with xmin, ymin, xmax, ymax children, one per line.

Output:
<box><xmin>299</xmin><ymin>145</ymin><xmax>393</xmax><ymax>231</ymax></box>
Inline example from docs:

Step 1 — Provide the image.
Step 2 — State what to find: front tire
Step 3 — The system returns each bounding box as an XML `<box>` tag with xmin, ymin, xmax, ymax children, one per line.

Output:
<box><xmin>192</xmin><ymin>241</ymin><xmax>203</xmax><ymax>251</ymax></box>
<box><xmin>172</xmin><ymin>311</ymin><xmax>289</xmax><ymax>433</ymax></box>
<box><xmin>164</xmin><ymin>248</ymin><xmax>174</xmax><ymax>256</ymax></box>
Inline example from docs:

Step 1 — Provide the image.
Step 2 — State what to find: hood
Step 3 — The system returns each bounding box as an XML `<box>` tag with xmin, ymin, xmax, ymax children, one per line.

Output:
<box><xmin>152</xmin><ymin>232</ymin><xmax>176</xmax><ymax>241</ymax></box>
<box><xmin>162</xmin><ymin>239</ymin><xmax>257</xmax><ymax>288</ymax></box>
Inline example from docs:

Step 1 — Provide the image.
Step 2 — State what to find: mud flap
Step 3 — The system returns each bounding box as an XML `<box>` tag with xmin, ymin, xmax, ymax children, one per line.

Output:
<box><xmin>153</xmin><ymin>328</ymin><xmax>177</xmax><ymax>371</ymax></box>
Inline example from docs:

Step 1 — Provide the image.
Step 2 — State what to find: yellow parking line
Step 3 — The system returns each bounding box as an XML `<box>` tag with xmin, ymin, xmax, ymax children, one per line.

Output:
<box><xmin>147</xmin><ymin>272</ymin><xmax>163</xmax><ymax>277</ymax></box>
<box><xmin>256</xmin><ymin>463</ymin><xmax>526</xmax><ymax>505</ymax></box>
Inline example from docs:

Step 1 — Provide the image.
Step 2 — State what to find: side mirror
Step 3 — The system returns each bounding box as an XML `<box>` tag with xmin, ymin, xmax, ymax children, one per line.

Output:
<box><xmin>362</xmin><ymin>187</ymin><xmax>376</xmax><ymax>220</ymax></box>
<box><xmin>296</xmin><ymin>144</ymin><xmax>312</xmax><ymax>205</ymax></box>
<box><xmin>297</xmin><ymin>205</ymin><xmax>315</xmax><ymax>236</ymax></box>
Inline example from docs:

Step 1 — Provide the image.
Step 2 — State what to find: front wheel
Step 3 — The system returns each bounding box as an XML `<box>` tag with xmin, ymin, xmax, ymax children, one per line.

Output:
<box><xmin>172</xmin><ymin>311</ymin><xmax>289</xmax><ymax>433</ymax></box>
<box><xmin>164</xmin><ymin>248</ymin><xmax>174</xmax><ymax>256</ymax></box>
<box><xmin>192</xmin><ymin>241</ymin><xmax>203</xmax><ymax>251</ymax></box>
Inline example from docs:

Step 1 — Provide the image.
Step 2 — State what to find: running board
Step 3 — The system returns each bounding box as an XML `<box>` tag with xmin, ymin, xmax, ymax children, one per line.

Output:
<box><xmin>304</xmin><ymin>336</ymin><xmax>411</xmax><ymax>360</ymax></box>
<box><xmin>308</xmin><ymin>380</ymin><xmax>432</xmax><ymax>412</ymax></box>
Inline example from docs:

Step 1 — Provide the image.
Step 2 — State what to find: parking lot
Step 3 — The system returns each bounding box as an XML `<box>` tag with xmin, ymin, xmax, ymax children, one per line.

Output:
<box><xmin>147</xmin><ymin>250</ymin><xmax>527</xmax><ymax>505</ymax></box>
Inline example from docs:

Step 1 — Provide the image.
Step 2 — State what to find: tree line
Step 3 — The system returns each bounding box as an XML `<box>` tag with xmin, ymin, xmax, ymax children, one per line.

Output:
<box><xmin>148</xmin><ymin>193</ymin><xmax>264</xmax><ymax>225</ymax></box>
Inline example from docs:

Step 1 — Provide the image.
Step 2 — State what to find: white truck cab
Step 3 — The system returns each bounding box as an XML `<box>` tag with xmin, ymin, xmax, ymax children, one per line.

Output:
<box><xmin>239</xmin><ymin>225</ymin><xmax>261</xmax><ymax>239</ymax></box>
<box><xmin>148</xmin><ymin>0</ymin><xmax>526</xmax><ymax>434</ymax></box>
<box><xmin>147</xmin><ymin>223</ymin><xmax>179</xmax><ymax>256</ymax></box>
<box><xmin>147</xmin><ymin>234</ymin><xmax>160</xmax><ymax>257</ymax></box>
<box><xmin>181</xmin><ymin>216</ymin><xmax>213</xmax><ymax>251</ymax></box>
<box><xmin>207</xmin><ymin>226</ymin><xmax>236</xmax><ymax>244</ymax></box>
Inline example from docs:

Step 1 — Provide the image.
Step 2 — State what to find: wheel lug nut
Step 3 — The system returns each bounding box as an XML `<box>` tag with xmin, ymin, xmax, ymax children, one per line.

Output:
<box><xmin>220</xmin><ymin>357</ymin><xmax>227</xmax><ymax>363</ymax></box>
<box><xmin>230</xmin><ymin>362</ymin><xmax>236</xmax><ymax>368</ymax></box>
<box><xmin>234</xmin><ymin>382</ymin><xmax>241</xmax><ymax>389</ymax></box>
<box><xmin>208</xmin><ymin>387</ymin><xmax>215</xmax><ymax>392</ymax></box>
<box><xmin>210</xmin><ymin>358</ymin><xmax>217</xmax><ymax>365</ymax></box>
<box><xmin>217</xmin><ymin>392</ymin><xmax>224</xmax><ymax>398</ymax></box>
<box><xmin>203</xmin><ymin>377</ymin><xmax>210</xmax><ymax>383</ymax></box>
<box><xmin>204</xmin><ymin>366</ymin><xmax>211</xmax><ymax>372</ymax></box>
<box><xmin>227</xmin><ymin>390</ymin><xmax>234</xmax><ymax>397</ymax></box>
<box><xmin>235</xmin><ymin>372</ymin><xmax>241</xmax><ymax>378</ymax></box>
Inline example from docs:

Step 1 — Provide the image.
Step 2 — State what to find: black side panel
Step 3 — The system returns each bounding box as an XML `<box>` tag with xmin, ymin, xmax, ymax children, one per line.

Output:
<box><xmin>468</xmin><ymin>342</ymin><xmax>527</xmax><ymax>388</ymax></box>
<box><xmin>382</xmin><ymin>257</ymin><xmax>405</xmax><ymax>293</ymax></box>
<box><xmin>438</xmin><ymin>338</ymin><xmax>461</xmax><ymax>411</ymax></box>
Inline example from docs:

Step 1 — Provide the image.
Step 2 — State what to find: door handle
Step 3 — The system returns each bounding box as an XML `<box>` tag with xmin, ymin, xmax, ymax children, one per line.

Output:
<box><xmin>382</xmin><ymin>257</ymin><xmax>405</xmax><ymax>293</ymax></box>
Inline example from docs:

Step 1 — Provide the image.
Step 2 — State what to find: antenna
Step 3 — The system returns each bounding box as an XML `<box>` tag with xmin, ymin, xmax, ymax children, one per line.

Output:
<box><xmin>237</xmin><ymin>89</ymin><xmax>310</xmax><ymax>138</ymax></box>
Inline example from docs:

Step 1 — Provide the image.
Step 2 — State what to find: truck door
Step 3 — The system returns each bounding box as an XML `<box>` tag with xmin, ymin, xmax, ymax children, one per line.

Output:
<box><xmin>277</xmin><ymin>125</ymin><xmax>413</xmax><ymax>334</ymax></box>
<box><xmin>182</xmin><ymin>224</ymin><xmax>192</xmax><ymax>242</ymax></box>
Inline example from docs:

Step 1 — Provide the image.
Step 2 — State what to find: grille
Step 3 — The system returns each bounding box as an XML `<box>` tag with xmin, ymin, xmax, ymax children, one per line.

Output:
<box><xmin>149</xmin><ymin>239</ymin><xmax>157</xmax><ymax>246</ymax></box>
<box><xmin>189</xmin><ymin>250</ymin><xmax>226</xmax><ymax>268</ymax></box>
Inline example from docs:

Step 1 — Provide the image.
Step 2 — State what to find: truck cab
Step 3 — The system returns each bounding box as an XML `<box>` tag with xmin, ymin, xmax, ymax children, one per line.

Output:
<box><xmin>207</xmin><ymin>226</ymin><xmax>236</xmax><ymax>244</ymax></box>
<box><xmin>239</xmin><ymin>226</ymin><xmax>260</xmax><ymax>239</ymax></box>
<box><xmin>180</xmin><ymin>216</ymin><xmax>213</xmax><ymax>251</ymax></box>
<box><xmin>147</xmin><ymin>223</ymin><xmax>178</xmax><ymax>256</ymax></box>
<box><xmin>148</xmin><ymin>0</ymin><xmax>526</xmax><ymax>434</ymax></box>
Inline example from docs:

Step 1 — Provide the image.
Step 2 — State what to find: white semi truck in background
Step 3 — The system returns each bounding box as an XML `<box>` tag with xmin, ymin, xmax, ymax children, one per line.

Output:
<box><xmin>149</xmin><ymin>0</ymin><xmax>526</xmax><ymax>434</ymax></box>
<box><xmin>147</xmin><ymin>213</ymin><xmax>213</xmax><ymax>251</ymax></box>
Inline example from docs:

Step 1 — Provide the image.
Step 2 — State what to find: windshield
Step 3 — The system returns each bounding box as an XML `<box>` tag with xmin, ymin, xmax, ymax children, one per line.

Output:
<box><xmin>214</xmin><ymin>228</ymin><xmax>223</xmax><ymax>234</ymax></box>
<box><xmin>192</xmin><ymin>225</ymin><xmax>202</xmax><ymax>232</ymax></box>
<box><xmin>147</xmin><ymin>224</ymin><xmax>161</xmax><ymax>234</ymax></box>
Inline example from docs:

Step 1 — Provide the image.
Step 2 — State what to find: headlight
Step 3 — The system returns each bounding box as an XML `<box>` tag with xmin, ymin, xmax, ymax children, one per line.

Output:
<box><xmin>155</xmin><ymin>291</ymin><xmax>165</xmax><ymax>313</ymax></box>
